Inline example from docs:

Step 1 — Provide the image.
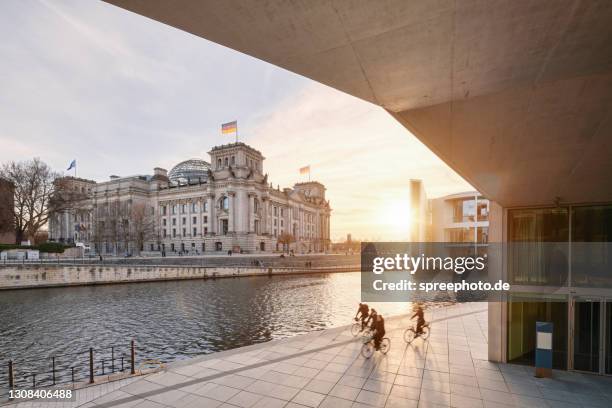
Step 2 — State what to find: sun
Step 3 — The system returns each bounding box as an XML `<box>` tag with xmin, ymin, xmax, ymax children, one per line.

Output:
<box><xmin>376</xmin><ymin>199</ymin><xmax>412</xmax><ymax>240</ymax></box>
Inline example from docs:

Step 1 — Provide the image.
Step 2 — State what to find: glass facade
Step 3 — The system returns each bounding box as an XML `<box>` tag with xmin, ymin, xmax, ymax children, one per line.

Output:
<box><xmin>506</xmin><ymin>204</ymin><xmax>612</xmax><ymax>373</ymax></box>
<box><xmin>507</xmin><ymin>208</ymin><xmax>569</xmax><ymax>285</ymax></box>
<box><xmin>507</xmin><ymin>296</ymin><xmax>567</xmax><ymax>369</ymax></box>
<box><xmin>571</xmin><ymin>205</ymin><xmax>612</xmax><ymax>287</ymax></box>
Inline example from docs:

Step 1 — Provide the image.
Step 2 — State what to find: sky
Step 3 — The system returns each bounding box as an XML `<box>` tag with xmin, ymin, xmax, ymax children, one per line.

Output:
<box><xmin>0</xmin><ymin>0</ymin><xmax>472</xmax><ymax>241</ymax></box>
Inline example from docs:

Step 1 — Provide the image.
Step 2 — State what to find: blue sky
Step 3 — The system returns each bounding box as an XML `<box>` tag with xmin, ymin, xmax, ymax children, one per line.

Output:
<box><xmin>0</xmin><ymin>0</ymin><xmax>472</xmax><ymax>240</ymax></box>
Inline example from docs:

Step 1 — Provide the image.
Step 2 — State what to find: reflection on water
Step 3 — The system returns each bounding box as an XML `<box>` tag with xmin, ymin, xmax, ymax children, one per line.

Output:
<box><xmin>0</xmin><ymin>272</ymin><xmax>410</xmax><ymax>388</ymax></box>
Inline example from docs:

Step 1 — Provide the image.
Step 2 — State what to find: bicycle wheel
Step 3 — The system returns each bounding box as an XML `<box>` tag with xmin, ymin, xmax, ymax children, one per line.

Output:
<box><xmin>380</xmin><ymin>338</ymin><xmax>391</xmax><ymax>354</ymax></box>
<box><xmin>421</xmin><ymin>325</ymin><xmax>431</xmax><ymax>340</ymax></box>
<box><xmin>351</xmin><ymin>323</ymin><xmax>362</xmax><ymax>337</ymax></box>
<box><xmin>361</xmin><ymin>342</ymin><xmax>374</xmax><ymax>359</ymax></box>
<box><xmin>404</xmin><ymin>328</ymin><xmax>416</xmax><ymax>344</ymax></box>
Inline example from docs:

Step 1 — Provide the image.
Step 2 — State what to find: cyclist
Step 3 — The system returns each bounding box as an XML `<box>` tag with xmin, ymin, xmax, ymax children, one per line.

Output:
<box><xmin>366</xmin><ymin>308</ymin><xmax>378</xmax><ymax>331</ymax></box>
<box><xmin>411</xmin><ymin>303</ymin><xmax>426</xmax><ymax>335</ymax></box>
<box><xmin>355</xmin><ymin>303</ymin><xmax>369</xmax><ymax>330</ymax></box>
<box><xmin>372</xmin><ymin>314</ymin><xmax>386</xmax><ymax>350</ymax></box>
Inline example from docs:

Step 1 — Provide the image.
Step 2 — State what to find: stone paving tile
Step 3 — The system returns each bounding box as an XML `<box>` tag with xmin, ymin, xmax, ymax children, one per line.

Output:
<box><xmin>329</xmin><ymin>384</ymin><xmax>360</xmax><ymax>400</ymax></box>
<box><xmin>291</xmin><ymin>389</ymin><xmax>326</xmax><ymax>407</ymax></box>
<box><xmin>17</xmin><ymin>303</ymin><xmax>612</xmax><ymax>408</ymax></box>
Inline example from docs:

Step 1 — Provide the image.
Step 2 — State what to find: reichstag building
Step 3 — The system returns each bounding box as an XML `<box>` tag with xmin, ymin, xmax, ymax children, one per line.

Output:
<box><xmin>49</xmin><ymin>143</ymin><xmax>331</xmax><ymax>254</ymax></box>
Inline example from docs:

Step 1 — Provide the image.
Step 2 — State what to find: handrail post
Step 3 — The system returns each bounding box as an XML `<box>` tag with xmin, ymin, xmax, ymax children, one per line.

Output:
<box><xmin>89</xmin><ymin>348</ymin><xmax>94</xmax><ymax>384</ymax></box>
<box><xmin>130</xmin><ymin>340</ymin><xmax>135</xmax><ymax>374</ymax></box>
<box><xmin>8</xmin><ymin>361</ymin><xmax>14</xmax><ymax>400</ymax></box>
<box><xmin>52</xmin><ymin>356</ymin><xmax>56</xmax><ymax>385</ymax></box>
<box><xmin>111</xmin><ymin>347</ymin><xmax>115</xmax><ymax>373</ymax></box>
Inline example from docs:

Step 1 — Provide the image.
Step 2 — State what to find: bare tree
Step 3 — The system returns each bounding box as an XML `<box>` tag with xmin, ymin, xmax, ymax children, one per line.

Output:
<box><xmin>0</xmin><ymin>158</ymin><xmax>68</xmax><ymax>243</ymax></box>
<box><xmin>277</xmin><ymin>233</ymin><xmax>296</xmax><ymax>253</ymax></box>
<box><xmin>130</xmin><ymin>203</ymin><xmax>156</xmax><ymax>254</ymax></box>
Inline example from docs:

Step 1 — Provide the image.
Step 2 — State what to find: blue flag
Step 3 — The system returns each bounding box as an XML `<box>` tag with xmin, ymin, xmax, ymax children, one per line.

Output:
<box><xmin>67</xmin><ymin>160</ymin><xmax>76</xmax><ymax>171</ymax></box>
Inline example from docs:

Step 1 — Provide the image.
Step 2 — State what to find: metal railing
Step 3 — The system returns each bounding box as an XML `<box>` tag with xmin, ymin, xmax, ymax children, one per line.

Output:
<box><xmin>1</xmin><ymin>341</ymin><xmax>136</xmax><ymax>401</ymax></box>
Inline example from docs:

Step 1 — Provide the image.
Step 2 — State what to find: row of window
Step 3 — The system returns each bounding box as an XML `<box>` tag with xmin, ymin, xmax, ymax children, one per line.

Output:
<box><xmin>162</xmin><ymin>216</ymin><xmax>209</xmax><ymax>227</ymax></box>
<box><xmin>161</xmin><ymin>202</ymin><xmax>210</xmax><ymax>215</ymax></box>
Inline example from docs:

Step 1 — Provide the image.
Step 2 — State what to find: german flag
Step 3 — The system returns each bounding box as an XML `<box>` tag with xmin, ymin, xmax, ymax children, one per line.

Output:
<box><xmin>221</xmin><ymin>120</ymin><xmax>237</xmax><ymax>135</ymax></box>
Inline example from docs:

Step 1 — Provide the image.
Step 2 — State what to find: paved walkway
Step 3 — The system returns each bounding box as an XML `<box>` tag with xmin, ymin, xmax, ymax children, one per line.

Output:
<box><xmin>9</xmin><ymin>303</ymin><xmax>612</xmax><ymax>407</ymax></box>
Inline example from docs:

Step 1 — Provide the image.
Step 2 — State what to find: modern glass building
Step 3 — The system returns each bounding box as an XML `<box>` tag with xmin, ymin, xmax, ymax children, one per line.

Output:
<box><xmin>494</xmin><ymin>204</ymin><xmax>612</xmax><ymax>374</ymax></box>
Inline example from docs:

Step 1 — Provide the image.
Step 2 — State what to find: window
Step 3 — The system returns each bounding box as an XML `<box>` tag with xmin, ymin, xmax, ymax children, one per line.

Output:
<box><xmin>150</xmin><ymin>244</ymin><xmax>154</xmax><ymax>251</ymax></box>
<box><xmin>224</xmin><ymin>157</ymin><xmax>229</xmax><ymax>167</ymax></box>
<box><xmin>221</xmin><ymin>196</ymin><xmax>229</xmax><ymax>210</ymax></box>
<box><xmin>571</xmin><ymin>204</ymin><xmax>612</xmax><ymax>287</ymax></box>
<box><xmin>203</xmin><ymin>202</ymin><xmax>208</xmax><ymax>212</ymax></box>
<box><xmin>204</xmin><ymin>227</ymin><xmax>208</xmax><ymax>234</ymax></box>
<box><xmin>217</xmin><ymin>158</ymin><xmax>222</xmax><ymax>168</ymax></box>
<box><xmin>193</xmin><ymin>216</ymin><xmax>197</xmax><ymax>224</ymax></box>
<box><xmin>202</xmin><ymin>242</ymin><xmax>205</xmax><ymax>252</ymax></box>
<box><xmin>181</xmin><ymin>204</ymin><xmax>186</xmax><ymax>214</ymax></box>
<box><xmin>231</xmin><ymin>156</ymin><xmax>235</xmax><ymax>165</ymax></box>
<box><xmin>508</xmin><ymin>208</ymin><xmax>569</xmax><ymax>286</ymax></box>
<box><xmin>182</xmin><ymin>227</ymin><xmax>186</xmax><ymax>236</ymax></box>
<box><xmin>172</xmin><ymin>205</ymin><xmax>177</xmax><ymax>215</ymax></box>
<box><xmin>163</xmin><ymin>229</ymin><xmax>167</xmax><ymax>238</ymax></box>
<box><xmin>274</xmin><ymin>206</ymin><xmax>278</xmax><ymax>216</ymax></box>
<box><xmin>172</xmin><ymin>218</ymin><xmax>176</xmax><ymax>226</ymax></box>
<box><xmin>161</xmin><ymin>205</ymin><xmax>167</xmax><ymax>215</ymax></box>
<box><xmin>182</xmin><ymin>217</ymin><xmax>186</xmax><ymax>225</ymax></box>
<box><xmin>204</xmin><ymin>216</ymin><xmax>208</xmax><ymax>223</ymax></box>
<box><xmin>171</xmin><ymin>243</ymin><xmax>175</xmax><ymax>252</ymax></box>
<box><xmin>192</xmin><ymin>202</ymin><xmax>198</xmax><ymax>212</ymax></box>
<box><xmin>281</xmin><ymin>208</ymin><xmax>284</xmax><ymax>217</ymax></box>
<box><xmin>162</xmin><ymin>219</ymin><xmax>167</xmax><ymax>226</ymax></box>
<box><xmin>193</xmin><ymin>227</ymin><xmax>197</xmax><ymax>236</ymax></box>
<box><xmin>172</xmin><ymin>228</ymin><xmax>176</xmax><ymax>237</ymax></box>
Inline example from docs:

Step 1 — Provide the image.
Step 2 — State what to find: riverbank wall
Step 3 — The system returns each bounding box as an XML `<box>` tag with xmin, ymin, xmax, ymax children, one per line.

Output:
<box><xmin>0</xmin><ymin>264</ymin><xmax>360</xmax><ymax>290</ymax></box>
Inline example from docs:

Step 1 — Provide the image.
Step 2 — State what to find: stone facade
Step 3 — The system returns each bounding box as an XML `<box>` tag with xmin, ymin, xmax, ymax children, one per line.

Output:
<box><xmin>49</xmin><ymin>143</ymin><xmax>331</xmax><ymax>254</ymax></box>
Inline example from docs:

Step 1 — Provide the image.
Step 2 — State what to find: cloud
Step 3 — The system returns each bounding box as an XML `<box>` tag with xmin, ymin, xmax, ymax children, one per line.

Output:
<box><xmin>0</xmin><ymin>0</ymin><xmax>472</xmax><ymax>241</ymax></box>
<box><xmin>247</xmin><ymin>83</ymin><xmax>472</xmax><ymax>240</ymax></box>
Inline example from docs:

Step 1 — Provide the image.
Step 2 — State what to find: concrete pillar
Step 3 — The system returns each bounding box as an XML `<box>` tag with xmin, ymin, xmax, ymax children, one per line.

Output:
<box><xmin>487</xmin><ymin>200</ymin><xmax>506</xmax><ymax>363</ymax></box>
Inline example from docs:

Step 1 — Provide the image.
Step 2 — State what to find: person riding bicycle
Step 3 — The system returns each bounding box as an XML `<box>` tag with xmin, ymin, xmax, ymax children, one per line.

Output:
<box><xmin>366</xmin><ymin>308</ymin><xmax>378</xmax><ymax>331</ymax></box>
<box><xmin>372</xmin><ymin>314</ymin><xmax>386</xmax><ymax>350</ymax></box>
<box><xmin>411</xmin><ymin>303</ymin><xmax>426</xmax><ymax>335</ymax></box>
<box><xmin>355</xmin><ymin>303</ymin><xmax>369</xmax><ymax>329</ymax></box>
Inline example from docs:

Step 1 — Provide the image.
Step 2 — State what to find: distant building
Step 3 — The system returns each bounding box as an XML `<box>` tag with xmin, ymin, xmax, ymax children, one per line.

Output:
<box><xmin>0</xmin><ymin>177</ymin><xmax>15</xmax><ymax>244</ymax></box>
<box><xmin>429</xmin><ymin>191</ymin><xmax>489</xmax><ymax>244</ymax></box>
<box><xmin>407</xmin><ymin>180</ymin><xmax>489</xmax><ymax>244</ymax></box>
<box><xmin>409</xmin><ymin>179</ymin><xmax>428</xmax><ymax>242</ymax></box>
<box><xmin>49</xmin><ymin>143</ymin><xmax>331</xmax><ymax>254</ymax></box>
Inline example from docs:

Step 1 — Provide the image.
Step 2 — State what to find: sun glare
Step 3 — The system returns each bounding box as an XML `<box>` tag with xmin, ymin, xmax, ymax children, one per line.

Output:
<box><xmin>376</xmin><ymin>199</ymin><xmax>412</xmax><ymax>240</ymax></box>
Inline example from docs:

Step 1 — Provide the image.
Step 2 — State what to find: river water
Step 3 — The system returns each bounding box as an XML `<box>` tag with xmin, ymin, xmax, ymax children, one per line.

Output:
<box><xmin>0</xmin><ymin>272</ymin><xmax>410</xmax><ymax>393</ymax></box>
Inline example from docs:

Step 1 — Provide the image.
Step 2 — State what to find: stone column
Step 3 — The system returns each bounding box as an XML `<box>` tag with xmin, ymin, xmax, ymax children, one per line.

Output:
<box><xmin>247</xmin><ymin>193</ymin><xmax>255</xmax><ymax>233</ymax></box>
<box><xmin>207</xmin><ymin>194</ymin><xmax>215</xmax><ymax>235</ymax></box>
<box><xmin>228</xmin><ymin>192</ymin><xmax>235</xmax><ymax>233</ymax></box>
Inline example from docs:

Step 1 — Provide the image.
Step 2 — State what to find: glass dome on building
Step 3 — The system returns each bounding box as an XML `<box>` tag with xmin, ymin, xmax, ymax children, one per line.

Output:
<box><xmin>168</xmin><ymin>159</ymin><xmax>211</xmax><ymax>183</ymax></box>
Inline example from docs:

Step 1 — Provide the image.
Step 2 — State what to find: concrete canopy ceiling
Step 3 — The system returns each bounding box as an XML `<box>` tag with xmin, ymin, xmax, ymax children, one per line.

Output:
<box><xmin>105</xmin><ymin>0</ymin><xmax>612</xmax><ymax>207</ymax></box>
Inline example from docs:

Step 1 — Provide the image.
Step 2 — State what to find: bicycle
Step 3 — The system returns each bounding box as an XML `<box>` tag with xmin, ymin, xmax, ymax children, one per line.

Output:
<box><xmin>403</xmin><ymin>322</ymin><xmax>430</xmax><ymax>344</ymax></box>
<box><xmin>361</xmin><ymin>333</ymin><xmax>390</xmax><ymax>358</ymax></box>
<box><xmin>351</xmin><ymin>318</ymin><xmax>371</xmax><ymax>337</ymax></box>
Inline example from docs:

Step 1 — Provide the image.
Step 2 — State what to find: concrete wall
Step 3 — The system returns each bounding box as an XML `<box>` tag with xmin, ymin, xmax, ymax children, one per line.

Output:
<box><xmin>0</xmin><ymin>264</ymin><xmax>358</xmax><ymax>290</ymax></box>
